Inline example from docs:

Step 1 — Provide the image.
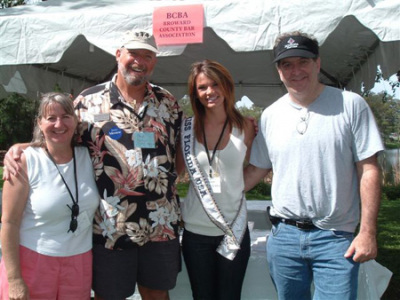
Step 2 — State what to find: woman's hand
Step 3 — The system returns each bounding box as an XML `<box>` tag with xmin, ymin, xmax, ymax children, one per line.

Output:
<box><xmin>8</xmin><ymin>278</ymin><xmax>30</xmax><ymax>300</ymax></box>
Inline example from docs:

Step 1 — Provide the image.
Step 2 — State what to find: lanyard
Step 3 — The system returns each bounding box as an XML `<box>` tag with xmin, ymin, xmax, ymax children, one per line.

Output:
<box><xmin>114</xmin><ymin>83</ymin><xmax>149</xmax><ymax>123</ymax></box>
<box><xmin>202</xmin><ymin>119</ymin><xmax>228</xmax><ymax>177</ymax></box>
<box><xmin>121</xmin><ymin>98</ymin><xmax>149</xmax><ymax>125</ymax></box>
<box><xmin>132</xmin><ymin>102</ymin><xmax>148</xmax><ymax>123</ymax></box>
<box><xmin>45</xmin><ymin>148</ymin><xmax>78</xmax><ymax>208</ymax></box>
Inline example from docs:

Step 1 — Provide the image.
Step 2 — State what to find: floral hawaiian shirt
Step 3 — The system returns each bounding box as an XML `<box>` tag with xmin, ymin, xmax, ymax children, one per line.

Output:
<box><xmin>74</xmin><ymin>75</ymin><xmax>182</xmax><ymax>249</ymax></box>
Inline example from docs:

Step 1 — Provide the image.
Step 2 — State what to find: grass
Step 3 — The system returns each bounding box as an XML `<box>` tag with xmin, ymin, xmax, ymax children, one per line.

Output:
<box><xmin>385</xmin><ymin>142</ymin><xmax>400</xmax><ymax>150</ymax></box>
<box><xmin>376</xmin><ymin>199</ymin><xmax>400</xmax><ymax>299</ymax></box>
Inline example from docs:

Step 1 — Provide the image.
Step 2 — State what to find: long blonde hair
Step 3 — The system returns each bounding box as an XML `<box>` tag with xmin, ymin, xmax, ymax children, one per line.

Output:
<box><xmin>187</xmin><ymin>60</ymin><xmax>245</xmax><ymax>138</ymax></box>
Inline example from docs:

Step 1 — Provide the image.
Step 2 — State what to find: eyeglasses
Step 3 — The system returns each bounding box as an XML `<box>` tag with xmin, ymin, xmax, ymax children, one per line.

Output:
<box><xmin>67</xmin><ymin>203</ymin><xmax>79</xmax><ymax>233</ymax></box>
<box><xmin>296</xmin><ymin>108</ymin><xmax>309</xmax><ymax>135</ymax></box>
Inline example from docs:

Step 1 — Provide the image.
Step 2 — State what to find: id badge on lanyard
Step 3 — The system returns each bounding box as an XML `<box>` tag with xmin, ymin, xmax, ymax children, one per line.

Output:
<box><xmin>209</xmin><ymin>175</ymin><xmax>221</xmax><ymax>193</ymax></box>
<box><xmin>204</xmin><ymin>120</ymin><xmax>228</xmax><ymax>194</ymax></box>
<box><xmin>133</xmin><ymin>131</ymin><xmax>155</xmax><ymax>149</ymax></box>
<box><xmin>209</xmin><ymin>161</ymin><xmax>222</xmax><ymax>193</ymax></box>
<box><xmin>132</xmin><ymin>101</ymin><xmax>156</xmax><ymax>149</ymax></box>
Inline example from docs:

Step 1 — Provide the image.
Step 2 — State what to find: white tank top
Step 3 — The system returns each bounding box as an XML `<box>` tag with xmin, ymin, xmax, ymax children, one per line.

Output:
<box><xmin>183</xmin><ymin>127</ymin><xmax>247</xmax><ymax>236</ymax></box>
<box><xmin>20</xmin><ymin>147</ymin><xmax>99</xmax><ymax>256</ymax></box>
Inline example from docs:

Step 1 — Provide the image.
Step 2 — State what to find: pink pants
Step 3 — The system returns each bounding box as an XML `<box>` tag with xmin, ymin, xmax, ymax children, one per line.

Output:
<box><xmin>0</xmin><ymin>246</ymin><xmax>92</xmax><ymax>300</ymax></box>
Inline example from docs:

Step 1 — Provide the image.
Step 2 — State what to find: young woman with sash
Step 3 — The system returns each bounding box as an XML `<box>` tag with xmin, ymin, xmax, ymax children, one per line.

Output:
<box><xmin>177</xmin><ymin>60</ymin><xmax>255</xmax><ymax>300</ymax></box>
<box><xmin>0</xmin><ymin>93</ymin><xmax>99</xmax><ymax>300</ymax></box>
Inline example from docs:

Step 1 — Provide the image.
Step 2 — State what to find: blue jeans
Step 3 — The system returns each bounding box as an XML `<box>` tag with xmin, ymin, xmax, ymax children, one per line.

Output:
<box><xmin>267</xmin><ymin>222</ymin><xmax>359</xmax><ymax>300</ymax></box>
<box><xmin>182</xmin><ymin>228</ymin><xmax>250</xmax><ymax>300</ymax></box>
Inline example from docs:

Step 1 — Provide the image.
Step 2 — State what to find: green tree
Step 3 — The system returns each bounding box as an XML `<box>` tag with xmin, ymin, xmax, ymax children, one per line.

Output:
<box><xmin>365</xmin><ymin>92</ymin><xmax>400</xmax><ymax>143</ymax></box>
<box><xmin>178</xmin><ymin>95</ymin><xmax>193</xmax><ymax>118</ymax></box>
<box><xmin>0</xmin><ymin>0</ymin><xmax>25</xmax><ymax>9</ymax></box>
<box><xmin>237</xmin><ymin>104</ymin><xmax>264</xmax><ymax>121</ymax></box>
<box><xmin>0</xmin><ymin>93</ymin><xmax>39</xmax><ymax>149</ymax></box>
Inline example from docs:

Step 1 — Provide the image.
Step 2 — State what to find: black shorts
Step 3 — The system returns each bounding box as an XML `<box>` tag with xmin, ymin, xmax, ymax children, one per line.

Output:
<box><xmin>92</xmin><ymin>238</ymin><xmax>181</xmax><ymax>300</ymax></box>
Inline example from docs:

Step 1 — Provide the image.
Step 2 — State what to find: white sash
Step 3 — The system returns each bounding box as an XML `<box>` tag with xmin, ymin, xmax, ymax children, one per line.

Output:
<box><xmin>181</xmin><ymin>117</ymin><xmax>247</xmax><ymax>260</ymax></box>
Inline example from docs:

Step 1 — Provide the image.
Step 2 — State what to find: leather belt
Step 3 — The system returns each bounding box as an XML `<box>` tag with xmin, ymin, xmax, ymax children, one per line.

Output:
<box><xmin>267</xmin><ymin>207</ymin><xmax>316</xmax><ymax>230</ymax></box>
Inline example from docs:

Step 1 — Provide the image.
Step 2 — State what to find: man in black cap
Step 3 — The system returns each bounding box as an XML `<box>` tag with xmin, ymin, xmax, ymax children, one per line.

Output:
<box><xmin>244</xmin><ymin>31</ymin><xmax>383</xmax><ymax>299</ymax></box>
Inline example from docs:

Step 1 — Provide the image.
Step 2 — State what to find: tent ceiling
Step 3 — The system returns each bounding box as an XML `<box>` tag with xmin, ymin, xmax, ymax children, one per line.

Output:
<box><xmin>0</xmin><ymin>0</ymin><xmax>399</xmax><ymax>107</ymax></box>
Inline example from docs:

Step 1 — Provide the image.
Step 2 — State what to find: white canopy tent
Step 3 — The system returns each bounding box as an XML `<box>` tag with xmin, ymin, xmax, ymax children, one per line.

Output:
<box><xmin>0</xmin><ymin>0</ymin><xmax>399</xmax><ymax>107</ymax></box>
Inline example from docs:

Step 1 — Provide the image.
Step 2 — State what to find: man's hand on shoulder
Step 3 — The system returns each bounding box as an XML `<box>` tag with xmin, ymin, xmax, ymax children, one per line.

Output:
<box><xmin>246</xmin><ymin>116</ymin><xmax>259</xmax><ymax>135</ymax></box>
<box><xmin>2</xmin><ymin>143</ymin><xmax>29</xmax><ymax>180</ymax></box>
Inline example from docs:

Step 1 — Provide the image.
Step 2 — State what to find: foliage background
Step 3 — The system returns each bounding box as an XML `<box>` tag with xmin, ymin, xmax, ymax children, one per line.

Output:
<box><xmin>0</xmin><ymin>94</ymin><xmax>39</xmax><ymax>149</ymax></box>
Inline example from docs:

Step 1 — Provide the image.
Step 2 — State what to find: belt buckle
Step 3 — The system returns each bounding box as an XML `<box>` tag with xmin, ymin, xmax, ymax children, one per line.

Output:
<box><xmin>295</xmin><ymin>220</ymin><xmax>314</xmax><ymax>230</ymax></box>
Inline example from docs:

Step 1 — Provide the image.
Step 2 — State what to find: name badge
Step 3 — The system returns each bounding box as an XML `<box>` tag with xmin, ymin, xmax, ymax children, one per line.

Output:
<box><xmin>209</xmin><ymin>176</ymin><xmax>221</xmax><ymax>194</ymax></box>
<box><xmin>133</xmin><ymin>132</ymin><xmax>155</xmax><ymax>149</ymax></box>
<box><xmin>94</xmin><ymin>113</ymin><xmax>110</xmax><ymax>122</ymax></box>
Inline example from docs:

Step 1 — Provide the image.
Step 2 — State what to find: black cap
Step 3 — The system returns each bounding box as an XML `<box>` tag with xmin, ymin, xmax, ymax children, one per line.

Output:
<box><xmin>273</xmin><ymin>35</ymin><xmax>319</xmax><ymax>63</ymax></box>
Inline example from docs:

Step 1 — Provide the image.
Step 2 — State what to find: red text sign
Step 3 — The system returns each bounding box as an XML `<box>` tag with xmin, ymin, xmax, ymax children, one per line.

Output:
<box><xmin>153</xmin><ymin>4</ymin><xmax>204</xmax><ymax>46</ymax></box>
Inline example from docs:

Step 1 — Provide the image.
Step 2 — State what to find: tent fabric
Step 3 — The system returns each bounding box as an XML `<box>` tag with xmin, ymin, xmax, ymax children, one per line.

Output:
<box><xmin>0</xmin><ymin>0</ymin><xmax>399</xmax><ymax>107</ymax></box>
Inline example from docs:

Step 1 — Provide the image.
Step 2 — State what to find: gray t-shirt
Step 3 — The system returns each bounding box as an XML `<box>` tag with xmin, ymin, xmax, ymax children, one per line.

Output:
<box><xmin>250</xmin><ymin>86</ymin><xmax>384</xmax><ymax>232</ymax></box>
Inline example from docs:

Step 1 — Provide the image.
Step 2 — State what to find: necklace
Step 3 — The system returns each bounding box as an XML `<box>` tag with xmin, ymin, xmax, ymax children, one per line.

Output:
<box><xmin>202</xmin><ymin>119</ymin><xmax>229</xmax><ymax>177</ymax></box>
<box><xmin>45</xmin><ymin>148</ymin><xmax>79</xmax><ymax>233</ymax></box>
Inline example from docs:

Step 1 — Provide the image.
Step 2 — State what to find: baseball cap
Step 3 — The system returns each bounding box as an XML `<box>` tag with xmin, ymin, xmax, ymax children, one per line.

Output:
<box><xmin>121</xmin><ymin>30</ymin><xmax>159</xmax><ymax>54</ymax></box>
<box><xmin>273</xmin><ymin>35</ymin><xmax>319</xmax><ymax>63</ymax></box>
